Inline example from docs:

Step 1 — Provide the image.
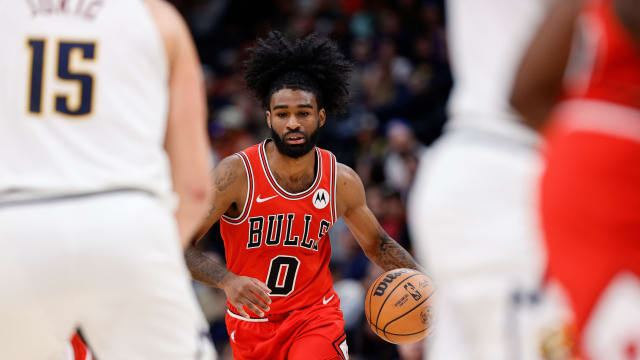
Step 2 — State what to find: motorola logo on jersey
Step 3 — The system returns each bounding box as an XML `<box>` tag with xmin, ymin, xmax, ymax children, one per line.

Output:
<box><xmin>312</xmin><ymin>189</ymin><xmax>329</xmax><ymax>209</ymax></box>
<box><xmin>246</xmin><ymin>214</ymin><xmax>331</xmax><ymax>251</ymax></box>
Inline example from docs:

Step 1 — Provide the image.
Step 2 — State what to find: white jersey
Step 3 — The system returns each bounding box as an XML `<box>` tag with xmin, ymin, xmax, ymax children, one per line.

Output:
<box><xmin>0</xmin><ymin>0</ymin><xmax>172</xmax><ymax>204</ymax></box>
<box><xmin>446</xmin><ymin>0</ymin><xmax>547</xmax><ymax>142</ymax></box>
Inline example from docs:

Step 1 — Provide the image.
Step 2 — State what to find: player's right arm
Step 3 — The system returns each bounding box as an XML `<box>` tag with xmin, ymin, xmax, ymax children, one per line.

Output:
<box><xmin>184</xmin><ymin>155</ymin><xmax>271</xmax><ymax>318</ymax></box>
<box><xmin>146</xmin><ymin>0</ymin><xmax>212</xmax><ymax>247</ymax></box>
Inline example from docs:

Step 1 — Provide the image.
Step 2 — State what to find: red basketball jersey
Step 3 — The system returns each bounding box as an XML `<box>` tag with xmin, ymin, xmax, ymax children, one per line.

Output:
<box><xmin>220</xmin><ymin>140</ymin><xmax>338</xmax><ymax>316</ymax></box>
<box><xmin>566</xmin><ymin>0</ymin><xmax>640</xmax><ymax>108</ymax></box>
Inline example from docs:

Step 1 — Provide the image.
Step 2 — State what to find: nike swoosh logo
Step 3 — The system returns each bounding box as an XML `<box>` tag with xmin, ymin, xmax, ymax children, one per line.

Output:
<box><xmin>230</xmin><ymin>330</ymin><xmax>236</xmax><ymax>342</ymax></box>
<box><xmin>256</xmin><ymin>194</ymin><xmax>278</xmax><ymax>203</ymax></box>
<box><xmin>322</xmin><ymin>294</ymin><xmax>335</xmax><ymax>305</ymax></box>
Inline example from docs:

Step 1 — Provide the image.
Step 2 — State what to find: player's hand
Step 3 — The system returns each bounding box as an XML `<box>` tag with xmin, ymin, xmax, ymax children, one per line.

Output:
<box><xmin>220</xmin><ymin>272</ymin><xmax>272</xmax><ymax>318</ymax></box>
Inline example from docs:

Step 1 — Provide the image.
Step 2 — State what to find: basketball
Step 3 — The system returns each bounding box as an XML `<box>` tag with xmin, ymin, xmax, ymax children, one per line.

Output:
<box><xmin>365</xmin><ymin>268</ymin><xmax>434</xmax><ymax>344</ymax></box>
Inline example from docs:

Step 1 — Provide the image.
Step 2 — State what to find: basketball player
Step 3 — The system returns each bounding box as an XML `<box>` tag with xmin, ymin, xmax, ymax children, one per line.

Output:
<box><xmin>511</xmin><ymin>0</ymin><xmax>640</xmax><ymax>358</ymax></box>
<box><xmin>0</xmin><ymin>0</ymin><xmax>215</xmax><ymax>359</ymax></box>
<box><xmin>407</xmin><ymin>1</ymin><xmax>551</xmax><ymax>359</ymax></box>
<box><xmin>184</xmin><ymin>31</ymin><xmax>421</xmax><ymax>360</ymax></box>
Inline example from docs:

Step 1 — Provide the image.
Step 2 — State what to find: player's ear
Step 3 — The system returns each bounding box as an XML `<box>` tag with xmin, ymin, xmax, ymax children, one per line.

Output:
<box><xmin>266</xmin><ymin>110</ymin><xmax>272</xmax><ymax>128</ymax></box>
<box><xmin>319</xmin><ymin>108</ymin><xmax>326</xmax><ymax>128</ymax></box>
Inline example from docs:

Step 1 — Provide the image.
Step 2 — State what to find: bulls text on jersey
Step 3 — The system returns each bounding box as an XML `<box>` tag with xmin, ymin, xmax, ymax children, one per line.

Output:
<box><xmin>246</xmin><ymin>214</ymin><xmax>331</xmax><ymax>251</ymax></box>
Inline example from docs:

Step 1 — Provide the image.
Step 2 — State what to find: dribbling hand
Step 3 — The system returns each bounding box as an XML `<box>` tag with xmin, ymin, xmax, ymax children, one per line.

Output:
<box><xmin>220</xmin><ymin>272</ymin><xmax>272</xmax><ymax>318</ymax></box>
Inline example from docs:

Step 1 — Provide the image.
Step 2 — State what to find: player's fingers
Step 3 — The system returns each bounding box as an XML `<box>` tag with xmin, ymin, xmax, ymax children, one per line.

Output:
<box><xmin>250</xmin><ymin>278</ymin><xmax>272</xmax><ymax>296</ymax></box>
<box><xmin>231</xmin><ymin>301</ymin><xmax>250</xmax><ymax>318</ymax></box>
<box><xmin>245</xmin><ymin>291</ymin><xmax>270</xmax><ymax>313</ymax></box>
<box><xmin>240</xmin><ymin>296</ymin><xmax>266</xmax><ymax>317</ymax></box>
<box><xmin>249</xmin><ymin>286</ymin><xmax>272</xmax><ymax>306</ymax></box>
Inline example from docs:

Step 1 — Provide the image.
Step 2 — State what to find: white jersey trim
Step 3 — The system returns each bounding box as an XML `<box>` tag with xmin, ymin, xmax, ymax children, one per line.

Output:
<box><xmin>221</xmin><ymin>152</ymin><xmax>254</xmax><ymax>224</ymax></box>
<box><xmin>258</xmin><ymin>140</ymin><xmax>323</xmax><ymax>200</ymax></box>
<box><xmin>330</xmin><ymin>152</ymin><xmax>337</xmax><ymax>225</ymax></box>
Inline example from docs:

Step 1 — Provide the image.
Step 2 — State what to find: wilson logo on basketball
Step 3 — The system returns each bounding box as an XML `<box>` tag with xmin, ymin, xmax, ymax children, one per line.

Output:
<box><xmin>373</xmin><ymin>269</ymin><xmax>410</xmax><ymax>296</ymax></box>
<box><xmin>312</xmin><ymin>189</ymin><xmax>329</xmax><ymax>209</ymax></box>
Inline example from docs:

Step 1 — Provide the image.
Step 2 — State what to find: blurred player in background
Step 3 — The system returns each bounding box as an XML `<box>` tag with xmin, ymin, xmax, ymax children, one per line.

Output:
<box><xmin>511</xmin><ymin>0</ymin><xmax>640</xmax><ymax>358</ymax></box>
<box><xmin>184</xmin><ymin>31</ymin><xmax>421</xmax><ymax>360</ymax></box>
<box><xmin>408</xmin><ymin>0</ymin><xmax>551</xmax><ymax>359</ymax></box>
<box><xmin>0</xmin><ymin>0</ymin><xmax>215</xmax><ymax>358</ymax></box>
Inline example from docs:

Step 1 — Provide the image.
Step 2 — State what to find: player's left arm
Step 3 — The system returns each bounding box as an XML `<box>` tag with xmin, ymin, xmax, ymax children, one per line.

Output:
<box><xmin>337</xmin><ymin>163</ymin><xmax>422</xmax><ymax>272</ymax></box>
<box><xmin>510</xmin><ymin>0</ymin><xmax>583</xmax><ymax>131</ymax></box>
<box><xmin>615</xmin><ymin>0</ymin><xmax>640</xmax><ymax>46</ymax></box>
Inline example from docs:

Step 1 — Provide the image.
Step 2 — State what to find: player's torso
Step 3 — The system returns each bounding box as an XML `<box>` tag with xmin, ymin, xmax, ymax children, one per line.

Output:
<box><xmin>565</xmin><ymin>0</ymin><xmax>640</xmax><ymax>108</ymax></box>
<box><xmin>0</xmin><ymin>0</ymin><xmax>172</xmax><ymax>200</ymax></box>
<box><xmin>445</xmin><ymin>0</ymin><xmax>546</xmax><ymax>141</ymax></box>
<box><xmin>220</xmin><ymin>141</ymin><xmax>338</xmax><ymax>315</ymax></box>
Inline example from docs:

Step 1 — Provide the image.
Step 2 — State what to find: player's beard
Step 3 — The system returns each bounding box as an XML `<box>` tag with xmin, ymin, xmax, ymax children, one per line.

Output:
<box><xmin>271</xmin><ymin>127</ymin><xmax>320</xmax><ymax>158</ymax></box>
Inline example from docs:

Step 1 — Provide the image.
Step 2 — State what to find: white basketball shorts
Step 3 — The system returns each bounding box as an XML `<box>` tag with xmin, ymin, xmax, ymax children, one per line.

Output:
<box><xmin>409</xmin><ymin>130</ymin><xmax>545</xmax><ymax>360</ymax></box>
<box><xmin>0</xmin><ymin>191</ymin><xmax>215</xmax><ymax>360</ymax></box>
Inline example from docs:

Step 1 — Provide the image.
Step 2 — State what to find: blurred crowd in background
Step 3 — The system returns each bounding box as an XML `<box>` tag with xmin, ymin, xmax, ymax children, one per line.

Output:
<box><xmin>172</xmin><ymin>0</ymin><xmax>451</xmax><ymax>358</ymax></box>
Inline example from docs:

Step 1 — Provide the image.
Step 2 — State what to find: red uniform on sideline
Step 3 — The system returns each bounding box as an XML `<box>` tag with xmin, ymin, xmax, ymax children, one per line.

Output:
<box><xmin>541</xmin><ymin>0</ymin><xmax>640</xmax><ymax>358</ymax></box>
<box><xmin>220</xmin><ymin>140</ymin><xmax>347</xmax><ymax>360</ymax></box>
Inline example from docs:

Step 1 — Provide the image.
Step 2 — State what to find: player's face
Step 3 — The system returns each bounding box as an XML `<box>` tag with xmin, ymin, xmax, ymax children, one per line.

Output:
<box><xmin>267</xmin><ymin>89</ymin><xmax>326</xmax><ymax>158</ymax></box>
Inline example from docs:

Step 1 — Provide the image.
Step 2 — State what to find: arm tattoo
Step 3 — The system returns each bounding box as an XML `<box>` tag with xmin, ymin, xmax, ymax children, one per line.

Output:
<box><xmin>374</xmin><ymin>233</ymin><xmax>421</xmax><ymax>271</ymax></box>
<box><xmin>184</xmin><ymin>246</ymin><xmax>229</xmax><ymax>288</ymax></box>
<box><xmin>215</xmin><ymin>162</ymin><xmax>237</xmax><ymax>192</ymax></box>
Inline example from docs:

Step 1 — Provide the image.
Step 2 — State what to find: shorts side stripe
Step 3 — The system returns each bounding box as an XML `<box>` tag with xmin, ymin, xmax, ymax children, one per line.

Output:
<box><xmin>226</xmin><ymin>309</ymin><xmax>268</xmax><ymax>322</ymax></box>
<box><xmin>331</xmin><ymin>333</ymin><xmax>348</xmax><ymax>360</ymax></box>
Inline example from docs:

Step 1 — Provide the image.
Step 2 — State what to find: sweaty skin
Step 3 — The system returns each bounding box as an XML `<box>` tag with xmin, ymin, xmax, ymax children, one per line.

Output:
<box><xmin>185</xmin><ymin>89</ymin><xmax>421</xmax><ymax>318</ymax></box>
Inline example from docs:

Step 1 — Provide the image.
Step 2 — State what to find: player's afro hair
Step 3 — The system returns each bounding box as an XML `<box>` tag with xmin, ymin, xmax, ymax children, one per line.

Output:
<box><xmin>244</xmin><ymin>31</ymin><xmax>352</xmax><ymax>115</ymax></box>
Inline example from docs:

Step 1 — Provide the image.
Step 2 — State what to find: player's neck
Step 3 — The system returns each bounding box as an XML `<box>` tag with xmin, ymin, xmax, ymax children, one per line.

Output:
<box><xmin>265</xmin><ymin>141</ymin><xmax>317</xmax><ymax>183</ymax></box>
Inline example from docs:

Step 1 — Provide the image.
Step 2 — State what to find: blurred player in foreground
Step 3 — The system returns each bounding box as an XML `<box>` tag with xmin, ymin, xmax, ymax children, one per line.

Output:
<box><xmin>185</xmin><ymin>31</ymin><xmax>421</xmax><ymax>360</ymax></box>
<box><xmin>511</xmin><ymin>0</ymin><xmax>640</xmax><ymax>358</ymax></box>
<box><xmin>408</xmin><ymin>0</ymin><xmax>551</xmax><ymax>359</ymax></box>
<box><xmin>0</xmin><ymin>0</ymin><xmax>215</xmax><ymax>358</ymax></box>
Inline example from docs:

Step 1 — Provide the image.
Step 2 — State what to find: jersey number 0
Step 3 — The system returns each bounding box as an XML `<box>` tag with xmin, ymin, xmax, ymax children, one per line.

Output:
<box><xmin>266</xmin><ymin>256</ymin><xmax>300</xmax><ymax>296</ymax></box>
<box><xmin>26</xmin><ymin>39</ymin><xmax>96</xmax><ymax>117</ymax></box>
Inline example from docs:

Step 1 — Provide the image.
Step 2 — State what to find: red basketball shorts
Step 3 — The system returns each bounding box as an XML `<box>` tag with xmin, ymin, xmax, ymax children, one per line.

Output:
<box><xmin>225</xmin><ymin>290</ymin><xmax>348</xmax><ymax>360</ymax></box>
<box><xmin>541</xmin><ymin>100</ymin><xmax>640</xmax><ymax>357</ymax></box>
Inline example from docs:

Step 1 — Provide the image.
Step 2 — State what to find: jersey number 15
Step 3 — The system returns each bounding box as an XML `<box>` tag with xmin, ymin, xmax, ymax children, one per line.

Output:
<box><xmin>26</xmin><ymin>39</ymin><xmax>96</xmax><ymax>117</ymax></box>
